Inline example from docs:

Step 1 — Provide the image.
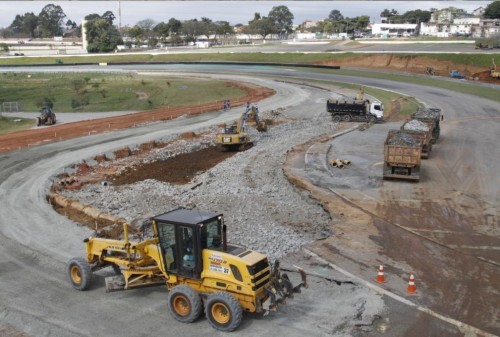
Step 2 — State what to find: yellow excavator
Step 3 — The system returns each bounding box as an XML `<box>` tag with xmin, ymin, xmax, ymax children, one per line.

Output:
<box><xmin>67</xmin><ymin>208</ymin><xmax>306</xmax><ymax>332</ymax></box>
<box><xmin>216</xmin><ymin>105</ymin><xmax>267</xmax><ymax>151</ymax></box>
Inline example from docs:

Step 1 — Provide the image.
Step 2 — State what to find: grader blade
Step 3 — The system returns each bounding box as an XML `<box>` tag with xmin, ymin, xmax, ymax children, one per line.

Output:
<box><xmin>105</xmin><ymin>275</ymin><xmax>127</xmax><ymax>292</ymax></box>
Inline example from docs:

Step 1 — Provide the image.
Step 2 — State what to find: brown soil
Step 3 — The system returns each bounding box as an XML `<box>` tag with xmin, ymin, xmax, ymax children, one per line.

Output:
<box><xmin>0</xmin><ymin>80</ymin><xmax>274</xmax><ymax>153</ymax></box>
<box><xmin>112</xmin><ymin>146</ymin><xmax>234</xmax><ymax>186</ymax></box>
<box><xmin>316</xmin><ymin>54</ymin><xmax>500</xmax><ymax>84</ymax></box>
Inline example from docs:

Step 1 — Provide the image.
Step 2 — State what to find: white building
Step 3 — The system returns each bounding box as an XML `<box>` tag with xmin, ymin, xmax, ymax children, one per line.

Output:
<box><xmin>371</xmin><ymin>23</ymin><xmax>417</xmax><ymax>37</ymax></box>
<box><xmin>450</xmin><ymin>17</ymin><xmax>480</xmax><ymax>36</ymax></box>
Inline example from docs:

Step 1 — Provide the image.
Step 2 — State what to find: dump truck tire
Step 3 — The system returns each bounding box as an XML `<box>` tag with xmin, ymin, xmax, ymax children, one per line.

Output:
<box><xmin>332</xmin><ymin>115</ymin><xmax>341</xmax><ymax>123</ymax></box>
<box><xmin>342</xmin><ymin>114</ymin><xmax>351</xmax><ymax>122</ymax></box>
<box><xmin>205</xmin><ymin>291</ymin><xmax>242</xmax><ymax>332</ymax></box>
<box><xmin>67</xmin><ymin>257</ymin><xmax>92</xmax><ymax>291</ymax></box>
<box><xmin>167</xmin><ymin>285</ymin><xmax>202</xmax><ymax>323</ymax></box>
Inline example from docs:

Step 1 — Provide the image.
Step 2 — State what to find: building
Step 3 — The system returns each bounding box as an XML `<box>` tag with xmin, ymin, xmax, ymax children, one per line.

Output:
<box><xmin>371</xmin><ymin>23</ymin><xmax>417</xmax><ymax>37</ymax></box>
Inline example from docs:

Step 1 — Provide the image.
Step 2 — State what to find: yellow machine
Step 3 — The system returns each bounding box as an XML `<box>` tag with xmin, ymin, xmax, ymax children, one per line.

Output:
<box><xmin>67</xmin><ymin>208</ymin><xmax>306</xmax><ymax>332</ymax></box>
<box><xmin>216</xmin><ymin>106</ymin><xmax>267</xmax><ymax>151</ymax></box>
<box><xmin>491</xmin><ymin>58</ymin><xmax>500</xmax><ymax>79</ymax></box>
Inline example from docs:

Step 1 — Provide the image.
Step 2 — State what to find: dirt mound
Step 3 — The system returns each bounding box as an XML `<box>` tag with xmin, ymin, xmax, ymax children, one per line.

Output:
<box><xmin>317</xmin><ymin>54</ymin><xmax>498</xmax><ymax>83</ymax></box>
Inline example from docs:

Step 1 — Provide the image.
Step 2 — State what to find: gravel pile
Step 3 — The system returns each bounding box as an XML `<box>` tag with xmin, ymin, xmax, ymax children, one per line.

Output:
<box><xmin>402</xmin><ymin>119</ymin><xmax>429</xmax><ymax>132</ymax></box>
<box><xmin>386</xmin><ymin>130</ymin><xmax>421</xmax><ymax>146</ymax></box>
<box><xmin>412</xmin><ymin>108</ymin><xmax>441</xmax><ymax>120</ymax></box>
<box><xmin>61</xmin><ymin>111</ymin><xmax>337</xmax><ymax>262</ymax></box>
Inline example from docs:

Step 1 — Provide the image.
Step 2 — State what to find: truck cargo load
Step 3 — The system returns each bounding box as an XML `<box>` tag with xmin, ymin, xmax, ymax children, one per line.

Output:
<box><xmin>401</xmin><ymin>119</ymin><xmax>432</xmax><ymax>159</ymax></box>
<box><xmin>411</xmin><ymin>108</ymin><xmax>442</xmax><ymax>144</ymax></box>
<box><xmin>383</xmin><ymin>130</ymin><xmax>422</xmax><ymax>181</ymax></box>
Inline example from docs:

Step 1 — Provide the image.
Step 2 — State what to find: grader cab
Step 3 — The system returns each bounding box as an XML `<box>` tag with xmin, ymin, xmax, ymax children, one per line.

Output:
<box><xmin>67</xmin><ymin>208</ymin><xmax>306</xmax><ymax>332</ymax></box>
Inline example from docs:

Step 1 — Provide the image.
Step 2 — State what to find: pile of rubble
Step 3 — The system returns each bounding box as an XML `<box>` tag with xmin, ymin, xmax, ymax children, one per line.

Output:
<box><xmin>59</xmin><ymin>111</ymin><xmax>336</xmax><ymax>262</ymax></box>
<box><xmin>386</xmin><ymin>130</ymin><xmax>422</xmax><ymax>147</ymax></box>
<box><xmin>402</xmin><ymin>119</ymin><xmax>429</xmax><ymax>132</ymax></box>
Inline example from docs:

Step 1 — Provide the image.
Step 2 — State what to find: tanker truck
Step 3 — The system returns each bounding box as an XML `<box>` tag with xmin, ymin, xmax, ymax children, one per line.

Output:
<box><xmin>327</xmin><ymin>88</ymin><xmax>384</xmax><ymax>123</ymax></box>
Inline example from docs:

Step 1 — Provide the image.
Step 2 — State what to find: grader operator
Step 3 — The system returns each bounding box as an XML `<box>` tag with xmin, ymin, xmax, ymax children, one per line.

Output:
<box><xmin>216</xmin><ymin>105</ymin><xmax>267</xmax><ymax>151</ymax></box>
<box><xmin>67</xmin><ymin>208</ymin><xmax>306</xmax><ymax>332</ymax></box>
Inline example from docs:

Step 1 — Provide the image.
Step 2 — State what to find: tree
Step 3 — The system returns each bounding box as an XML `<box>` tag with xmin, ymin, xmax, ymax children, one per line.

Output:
<box><xmin>268</xmin><ymin>5</ymin><xmax>294</xmax><ymax>38</ymax></box>
<box><xmin>380</xmin><ymin>8</ymin><xmax>399</xmax><ymax>20</ymax></box>
<box><xmin>484</xmin><ymin>1</ymin><xmax>500</xmax><ymax>19</ymax></box>
<box><xmin>246</xmin><ymin>16</ymin><xmax>276</xmax><ymax>39</ymax></box>
<box><xmin>167</xmin><ymin>18</ymin><xmax>182</xmax><ymax>35</ymax></box>
<box><xmin>23</xmin><ymin>13</ymin><xmax>39</xmax><ymax>38</ymax></box>
<box><xmin>84</xmin><ymin>12</ymin><xmax>122</xmax><ymax>53</ymax></box>
<box><xmin>401</xmin><ymin>10</ymin><xmax>431</xmax><ymax>24</ymax></box>
<box><xmin>10</xmin><ymin>15</ymin><xmax>23</xmax><ymax>34</ymax></box>
<box><xmin>102</xmin><ymin>11</ymin><xmax>115</xmax><ymax>25</ymax></box>
<box><xmin>38</xmin><ymin>4</ymin><xmax>66</xmax><ymax>37</ymax></box>
<box><xmin>328</xmin><ymin>10</ymin><xmax>344</xmax><ymax>21</ymax></box>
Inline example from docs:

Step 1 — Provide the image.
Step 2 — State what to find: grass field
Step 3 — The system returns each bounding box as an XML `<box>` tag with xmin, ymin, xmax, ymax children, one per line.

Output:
<box><xmin>0</xmin><ymin>116</ymin><xmax>36</xmax><ymax>135</ymax></box>
<box><xmin>0</xmin><ymin>73</ymin><xmax>246</xmax><ymax>112</ymax></box>
<box><xmin>1</xmin><ymin>52</ymin><xmax>497</xmax><ymax>68</ymax></box>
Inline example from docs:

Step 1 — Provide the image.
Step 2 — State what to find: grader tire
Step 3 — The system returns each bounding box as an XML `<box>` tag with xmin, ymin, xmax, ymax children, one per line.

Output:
<box><xmin>67</xmin><ymin>257</ymin><xmax>92</xmax><ymax>291</ymax></box>
<box><xmin>167</xmin><ymin>285</ymin><xmax>202</xmax><ymax>323</ymax></box>
<box><xmin>205</xmin><ymin>291</ymin><xmax>243</xmax><ymax>332</ymax></box>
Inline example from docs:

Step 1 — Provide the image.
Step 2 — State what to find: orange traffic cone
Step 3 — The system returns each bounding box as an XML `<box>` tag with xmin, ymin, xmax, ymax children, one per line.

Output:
<box><xmin>407</xmin><ymin>272</ymin><xmax>417</xmax><ymax>294</ymax></box>
<box><xmin>376</xmin><ymin>264</ymin><xmax>385</xmax><ymax>283</ymax></box>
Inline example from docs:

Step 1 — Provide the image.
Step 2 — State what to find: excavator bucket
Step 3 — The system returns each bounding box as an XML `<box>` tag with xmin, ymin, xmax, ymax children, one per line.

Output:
<box><xmin>264</xmin><ymin>260</ymin><xmax>307</xmax><ymax>312</ymax></box>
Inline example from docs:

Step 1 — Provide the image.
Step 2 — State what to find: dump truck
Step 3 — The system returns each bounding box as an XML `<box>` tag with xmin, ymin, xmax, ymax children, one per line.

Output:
<box><xmin>383</xmin><ymin>130</ymin><xmax>422</xmax><ymax>181</ymax></box>
<box><xmin>216</xmin><ymin>105</ymin><xmax>267</xmax><ymax>151</ymax></box>
<box><xmin>411</xmin><ymin>108</ymin><xmax>442</xmax><ymax>144</ymax></box>
<box><xmin>400</xmin><ymin>119</ymin><xmax>432</xmax><ymax>159</ymax></box>
<box><xmin>326</xmin><ymin>88</ymin><xmax>384</xmax><ymax>123</ymax></box>
<box><xmin>67</xmin><ymin>208</ymin><xmax>306</xmax><ymax>332</ymax></box>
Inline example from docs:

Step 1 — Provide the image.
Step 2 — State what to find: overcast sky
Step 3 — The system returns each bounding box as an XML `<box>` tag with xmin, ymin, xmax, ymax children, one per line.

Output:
<box><xmin>0</xmin><ymin>1</ymin><xmax>492</xmax><ymax>28</ymax></box>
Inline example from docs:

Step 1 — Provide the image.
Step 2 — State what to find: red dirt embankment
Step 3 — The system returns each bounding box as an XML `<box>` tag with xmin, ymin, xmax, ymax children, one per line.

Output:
<box><xmin>317</xmin><ymin>54</ymin><xmax>499</xmax><ymax>83</ymax></box>
<box><xmin>0</xmin><ymin>81</ymin><xmax>274</xmax><ymax>153</ymax></box>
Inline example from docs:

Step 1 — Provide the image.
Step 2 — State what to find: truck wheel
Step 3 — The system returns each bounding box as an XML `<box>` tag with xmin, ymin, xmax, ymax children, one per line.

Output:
<box><xmin>332</xmin><ymin>115</ymin><xmax>341</xmax><ymax>123</ymax></box>
<box><xmin>369</xmin><ymin>115</ymin><xmax>377</xmax><ymax>123</ymax></box>
<box><xmin>167</xmin><ymin>285</ymin><xmax>202</xmax><ymax>323</ymax></box>
<box><xmin>342</xmin><ymin>115</ymin><xmax>351</xmax><ymax>122</ymax></box>
<box><xmin>36</xmin><ymin>117</ymin><xmax>41</xmax><ymax>126</ymax></box>
<box><xmin>67</xmin><ymin>257</ymin><xmax>92</xmax><ymax>290</ymax></box>
<box><xmin>205</xmin><ymin>291</ymin><xmax>243</xmax><ymax>332</ymax></box>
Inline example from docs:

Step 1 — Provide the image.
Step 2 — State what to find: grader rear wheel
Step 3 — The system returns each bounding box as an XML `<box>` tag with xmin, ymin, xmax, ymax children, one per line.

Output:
<box><xmin>167</xmin><ymin>285</ymin><xmax>202</xmax><ymax>323</ymax></box>
<box><xmin>205</xmin><ymin>291</ymin><xmax>242</xmax><ymax>332</ymax></box>
<box><xmin>67</xmin><ymin>257</ymin><xmax>92</xmax><ymax>290</ymax></box>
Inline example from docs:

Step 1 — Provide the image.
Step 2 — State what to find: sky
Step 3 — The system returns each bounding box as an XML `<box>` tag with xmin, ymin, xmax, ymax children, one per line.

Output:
<box><xmin>0</xmin><ymin>1</ymin><xmax>492</xmax><ymax>28</ymax></box>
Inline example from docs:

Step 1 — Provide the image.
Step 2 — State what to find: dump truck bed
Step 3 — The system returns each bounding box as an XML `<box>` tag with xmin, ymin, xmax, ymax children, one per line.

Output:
<box><xmin>383</xmin><ymin>130</ymin><xmax>422</xmax><ymax>181</ymax></box>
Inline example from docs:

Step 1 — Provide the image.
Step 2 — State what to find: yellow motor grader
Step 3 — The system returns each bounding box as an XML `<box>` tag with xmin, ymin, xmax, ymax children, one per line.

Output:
<box><xmin>216</xmin><ymin>105</ymin><xmax>267</xmax><ymax>151</ymax></box>
<box><xmin>67</xmin><ymin>208</ymin><xmax>306</xmax><ymax>332</ymax></box>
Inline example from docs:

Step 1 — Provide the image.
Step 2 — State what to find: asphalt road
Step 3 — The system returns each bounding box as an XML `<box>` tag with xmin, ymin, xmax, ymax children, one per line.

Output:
<box><xmin>0</xmin><ymin>64</ymin><xmax>499</xmax><ymax>336</ymax></box>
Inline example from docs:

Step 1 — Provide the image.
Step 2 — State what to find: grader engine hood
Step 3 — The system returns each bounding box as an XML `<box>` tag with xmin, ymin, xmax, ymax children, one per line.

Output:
<box><xmin>203</xmin><ymin>248</ymin><xmax>307</xmax><ymax>313</ymax></box>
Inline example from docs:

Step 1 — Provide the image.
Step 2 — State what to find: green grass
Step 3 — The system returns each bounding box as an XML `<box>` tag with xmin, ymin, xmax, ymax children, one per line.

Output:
<box><xmin>2</xmin><ymin>52</ymin><xmax>496</xmax><ymax>68</ymax></box>
<box><xmin>0</xmin><ymin>73</ymin><xmax>246</xmax><ymax>112</ymax></box>
<box><xmin>0</xmin><ymin>116</ymin><xmax>36</xmax><ymax>135</ymax></box>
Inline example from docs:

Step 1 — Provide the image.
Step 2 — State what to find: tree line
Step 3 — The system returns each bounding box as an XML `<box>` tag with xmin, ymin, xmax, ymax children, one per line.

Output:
<box><xmin>2</xmin><ymin>2</ymin><xmax>499</xmax><ymax>53</ymax></box>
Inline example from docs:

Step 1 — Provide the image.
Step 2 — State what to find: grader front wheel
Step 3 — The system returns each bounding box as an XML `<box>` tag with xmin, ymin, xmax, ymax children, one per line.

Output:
<box><xmin>205</xmin><ymin>291</ymin><xmax>242</xmax><ymax>332</ymax></box>
<box><xmin>67</xmin><ymin>257</ymin><xmax>92</xmax><ymax>291</ymax></box>
<box><xmin>167</xmin><ymin>285</ymin><xmax>202</xmax><ymax>323</ymax></box>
